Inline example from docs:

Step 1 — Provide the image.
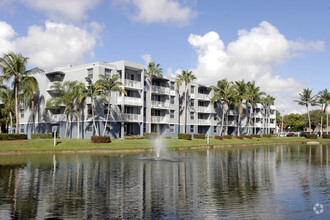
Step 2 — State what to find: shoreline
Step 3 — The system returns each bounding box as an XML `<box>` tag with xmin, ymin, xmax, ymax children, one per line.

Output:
<box><xmin>0</xmin><ymin>141</ymin><xmax>327</xmax><ymax>156</ymax></box>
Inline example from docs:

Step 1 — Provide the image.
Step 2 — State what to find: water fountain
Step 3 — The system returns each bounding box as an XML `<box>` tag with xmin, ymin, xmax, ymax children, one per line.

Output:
<box><xmin>152</xmin><ymin>135</ymin><xmax>165</xmax><ymax>158</ymax></box>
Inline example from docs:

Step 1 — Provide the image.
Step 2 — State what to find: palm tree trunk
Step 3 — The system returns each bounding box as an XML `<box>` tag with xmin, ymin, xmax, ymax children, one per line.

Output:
<box><xmin>9</xmin><ymin>111</ymin><xmax>13</xmax><ymax>134</ymax></box>
<box><xmin>148</xmin><ymin>84</ymin><xmax>152</xmax><ymax>133</ymax></box>
<box><xmin>15</xmin><ymin>82</ymin><xmax>19</xmax><ymax>134</ymax></box>
<box><xmin>219</xmin><ymin>103</ymin><xmax>225</xmax><ymax>136</ymax></box>
<box><xmin>77</xmin><ymin>106</ymin><xmax>80</xmax><ymax>139</ymax></box>
<box><xmin>237</xmin><ymin>106</ymin><xmax>241</xmax><ymax>136</ymax></box>
<box><xmin>307</xmin><ymin>105</ymin><xmax>311</xmax><ymax>132</ymax></box>
<box><xmin>32</xmin><ymin>98</ymin><xmax>35</xmax><ymax>134</ymax></box>
<box><xmin>65</xmin><ymin>110</ymin><xmax>69</xmax><ymax>138</ymax></box>
<box><xmin>103</xmin><ymin>94</ymin><xmax>111</xmax><ymax>136</ymax></box>
<box><xmin>247</xmin><ymin>103</ymin><xmax>253</xmax><ymax>135</ymax></box>
<box><xmin>183</xmin><ymin>85</ymin><xmax>187</xmax><ymax>133</ymax></box>
<box><xmin>327</xmin><ymin>105</ymin><xmax>329</xmax><ymax>134</ymax></box>
<box><xmin>92</xmin><ymin>101</ymin><xmax>99</xmax><ymax>136</ymax></box>
<box><xmin>225</xmin><ymin>107</ymin><xmax>229</xmax><ymax>135</ymax></box>
<box><xmin>254</xmin><ymin>106</ymin><xmax>257</xmax><ymax>134</ymax></box>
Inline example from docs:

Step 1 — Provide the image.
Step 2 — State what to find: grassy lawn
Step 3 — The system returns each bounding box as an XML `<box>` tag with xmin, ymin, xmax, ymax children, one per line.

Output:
<box><xmin>0</xmin><ymin>136</ymin><xmax>329</xmax><ymax>153</ymax></box>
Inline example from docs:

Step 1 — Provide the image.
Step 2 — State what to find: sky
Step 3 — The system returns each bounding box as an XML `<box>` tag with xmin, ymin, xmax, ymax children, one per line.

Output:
<box><xmin>0</xmin><ymin>0</ymin><xmax>329</xmax><ymax>115</ymax></box>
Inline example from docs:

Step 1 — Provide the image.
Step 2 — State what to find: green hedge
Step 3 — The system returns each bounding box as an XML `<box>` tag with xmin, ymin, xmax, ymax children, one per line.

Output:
<box><xmin>144</xmin><ymin>133</ymin><xmax>159</xmax><ymax>139</ymax></box>
<box><xmin>31</xmin><ymin>133</ymin><xmax>53</xmax><ymax>139</ymax></box>
<box><xmin>0</xmin><ymin>134</ymin><xmax>28</xmax><ymax>140</ymax></box>
<box><xmin>306</xmin><ymin>134</ymin><xmax>318</xmax><ymax>139</ymax></box>
<box><xmin>235</xmin><ymin>136</ymin><xmax>244</xmax><ymax>139</ymax></box>
<box><xmin>178</xmin><ymin>133</ymin><xmax>192</xmax><ymax>140</ymax></box>
<box><xmin>194</xmin><ymin>134</ymin><xmax>205</xmax><ymax>139</ymax></box>
<box><xmin>124</xmin><ymin>136</ymin><xmax>144</xmax><ymax>140</ymax></box>
<box><xmin>263</xmin><ymin>134</ymin><xmax>272</xmax><ymax>138</ymax></box>
<box><xmin>242</xmin><ymin>135</ymin><xmax>252</xmax><ymax>139</ymax></box>
<box><xmin>251</xmin><ymin>134</ymin><xmax>261</xmax><ymax>138</ymax></box>
<box><xmin>91</xmin><ymin>136</ymin><xmax>111</xmax><ymax>143</ymax></box>
<box><xmin>224</xmin><ymin>135</ymin><xmax>232</xmax><ymax>139</ymax></box>
<box><xmin>322</xmin><ymin>134</ymin><xmax>330</xmax><ymax>139</ymax></box>
<box><xmin>215</xmin><ymin>136</ymin><xmax>223</xmax><ymax>140</ymax></box>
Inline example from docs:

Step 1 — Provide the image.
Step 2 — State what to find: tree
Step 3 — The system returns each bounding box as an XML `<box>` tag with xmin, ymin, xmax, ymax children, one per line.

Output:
<box><xmin>97</xmin><ymin>74</ymin><xmax>127</xmax><ymax>136</ymax></box>
<box><xmin>317</xmin><ymin>89</ymin><xmax>330</xmax><ymax>134</ymax></box>
<box><xmin>0</xmin><ymin>52</ymin><xmax>43</xmax><ymax>133</ymax></box>
<box><xmin>145</xmin><ymin>62</ymin><xmax>163</xmax><ymax>133</ymax></box>
<box><xmin>305</xmin><ymin>110</ymin><xmax>326</xmax><ymax>132</ymax></box>
<box><xmin>233</xmin><ymin>80</ymin><xmax>247</xmax><ymax>136</ymax></box>
<box><xmin>21</xmin><ymin>77</ymin><xmax>38</xmax><ymax>134</ymax></box>
<box><xmin>284</xmin><ymin>113</ymin><xmax>305</xmax><ymax>132</ymax></box>
<box><xmin>262</xmin><ymin>94</ymin><xmax>275</xmax><ymax>134</ymax></box>
<box><xmin>209</xmin><ymin>79</ymin><xmax>234</xmax><ymax>136</ymax></box>
<box><xmin>0</xmin><ymin>86</ymin><xmax>15</xmax><ymax>133</ymax></box>
<box><xmin>294</xmin><ymin>88</ymin><xmax>316</xmax><ymax>132</ymax></box>
<box><xmin>72</xmin><ymin>82</ymin><xmax>86</xmax><ymax>139</ymax></box>
<box><xmin>80</xmin><ymin>77</ymin><xmax>105</xmax><ymax>136</ymax></box>
<box><xmin>246</xmin><ymin>81</ymin><xmax>265</xmax><ymax>135</ymax></box>
<box><xmin>176</xmin><ymin>70</ymin><xmax>196</xmax><ymax>133</ymax></box>
<box><xmin>46</xmin><ymin>81</ymin><xmax>79</xmax><ymax>138</ymax></box>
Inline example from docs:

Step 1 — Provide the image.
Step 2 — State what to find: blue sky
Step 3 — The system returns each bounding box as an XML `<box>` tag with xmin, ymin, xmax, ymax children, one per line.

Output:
<box><xmin>0</xmin><ymin>0</ymin><xmax>329</xmax><ymax>114</ymax></box>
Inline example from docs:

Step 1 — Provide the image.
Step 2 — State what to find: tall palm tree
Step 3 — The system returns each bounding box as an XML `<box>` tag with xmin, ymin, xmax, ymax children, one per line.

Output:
<box><xmin>46</xmin><ymin>81</ymin><xmax>78</xmax><ymax>138</ymax></box>
<box><xmin>294</xmin><ymin>88</ymin><xmax>315</xmax><ymax>133</ymax></box>
<box><xmin>176</xmin><ymin>70</ymin><xmax>196</xmax><ymax>133</ymax></box>
<box><xmin>0</xmin><ymin>52</ymin><xmax>43</xmax><ymax>133</ymax></box>
<box><xmin>72</xmin><ymin>82</ymin><xmax>86</xmax><ymax>139</ymax></box>
<box><xmin>96</xmin><ymin>74</ymin><xmax>127</xmax><ymax>136</ymax></box>
<box><xmin>233</xmin><ymin>79</ymin><xmax>247</xmax><ymax>136</ymax></box>
<box><xmin>0</xmin><ymin>86</ymin><xmax>15</xmax><ymax>134</ymax></box>
<box><xmin>145</xmin><ymin>62</ymin><xmax>163</xmax><ymax>133</ymax></box>
<box><xmin>262</xmin><ymin>94</ymin><xmax>275</xmax><ymax>134</ymax></box>
<box><xmin>317</xmin><ymin>89</ymin><xmax>330</xmax><ymax>134</ymax></box>
<box><xmin>209</xmin><ymin>79</ymin><xmax>234</xmax><ymax>136</ymax></box>
<box><xmin>246</xmin><ymin>81</ymin><xmax>265</xmax><ymax>135</ymax></box>
<box><xmin>21</xmin><ymin>77</ymin><xmax>38</xmax><ymax>134</ymax></box>
<box><xmin>80</xmin><ymin>77</ymin><xmax>105</xmax><ymax>136</ymax></box>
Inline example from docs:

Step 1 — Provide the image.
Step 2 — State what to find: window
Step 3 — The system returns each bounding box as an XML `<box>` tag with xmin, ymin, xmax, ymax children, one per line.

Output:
<box><xmin>87</xmin><ymin>68</ymin><xmax>93</xmax><ymax>78</ymax></box>
<box><xmin>190</xmin><ymin>125</ymin><xmax>194</xmax><ymax>133</ymax></box>
<box><xmin>214</xmin><ymin>126</ymin><xmax>217</xmax><ymax>133</ymax></box>
<box><xmin>87</xmin><ymin>104</ymin><xmax>92</xmax><ymax>116</ymax></box>
<box><xmin>190</xmin><ymin>99</ymin><xmax>194</xmax><ymax>106</ymax></box>
<box><xmin>170</xmin><ymin>110</ymin><xmax>175</xmax><ymax>119</ymax></box>
<box><xmin>105</xmin><ymin>122</ymin><xmax>111</xmax><ymax>132</ymax></box>
<box><xmin>170</xmin><ymin>124</ymin><xmax>174</xmax><ymax>133</ymax></box>
<box><xmin>190</xmin><ymin>112</ymin><xmax>194</xmax><ymax>120</ymax></box>
<box><xmin>87</xmin><ymin>125</ymin><xmax>93</xmax><ymax>132</ymax></box>
<box><xmin>170</xmin><ymin>96</ymin><xmax>174</xmax><ymax>104</ymax></box>
<box><xmin>105</xmin><ymin>68</ymin><xmax>111</xmax><ymax>77</ymax></box>
<box><xmin>214</xmin><ymin>114</ymin><xmax>217</xmax><ymax>120</ymax></box>
<box><xmin>170</xmin><ymin>82</ymin><xmax>175</xmax><ymax>90</ymax></box>
<box><xmin>20</xmin><ymin>124</ymin><xmax>24</xmax><ymax>133</ymax></box>
<box><xmin>20</xmin><ymin>108</ymin><xmax>24</xmax><ymax>118</ymax></box>
<box><xmin>191</xmin><ymin>85</ymin><xmax>195</xmax><ymax>93</ymax></box>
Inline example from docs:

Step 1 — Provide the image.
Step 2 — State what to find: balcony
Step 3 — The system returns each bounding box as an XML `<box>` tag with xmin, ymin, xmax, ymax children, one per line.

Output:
<box><xmin>254</xmin><ymin>122</ymin><xmax>263</xmax><ymax>127</ymax></box>
<box><xmin>227</xmin><ymin>110</ymin><xmax>237</xmax><ymax>116</ymax></box>
<box><xmin>198</xmin><ymin>93</ymin><xmax>210</xmax><ymax>100</ymax></box>
<box><xmin>151</xmin><ymin>115</ymin><xmax>169</xmax><ymax>124</ymax></box>
<box><xmin>198</xmin><ymin>106</ymin><xmax>211</xmax><ymax>113</ymax></box>
<box><xmin>151</xmin><ymin>101</ymin><xmax>169</xmax><ymax>109</ymax></box>
<box><xmin>227</xmin><ymin>120</ymin><xmax>237</xmax><ymax>126</ymax></box>
<box><xmin>152</xmin><ymin>85</ymin><xmax>170</xmax><ymax>95</ymax></box>
<box><xmin>46</xmin><ymin>82</ymin><xmax>61</xmax><ymax>93</ymax></box>
<box><xmin>124</xmin><ymin>79</ymin><xmax>142</xmax><ymax>90</ymax></box>
<box><xmin>122</xmin><ymin>113</ymin><xmax>142</xmax><ymax>122</ymax></box>
<box><xmin>117</xmin><ymin>97</ymin><xmax>143</xmax><ymax>106</ymax></box>
<box><xmin>198</xmin><ymin>119</ymin><xmax>211</xmax><ymax>125</ymax></box>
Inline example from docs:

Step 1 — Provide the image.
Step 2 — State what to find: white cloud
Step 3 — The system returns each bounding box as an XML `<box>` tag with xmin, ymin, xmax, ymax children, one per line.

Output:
<box><xmin>0</xmin><ymin>20</ymin><xmax>16</xmax><ymax>52</ymax></box>
<box><xmin>114</xmin><ymin>0</ymin><xmax>197</xmax><ymax>27</ymax></box>
<box><xmin>21</xmin><ymin>0</ymin><xmax>101</xmax><ymax>22</ymax></box>
<box><xmin>141</xmin><ymin>54</ymin><xmax>152</xmax><ymax>66</ymax></box>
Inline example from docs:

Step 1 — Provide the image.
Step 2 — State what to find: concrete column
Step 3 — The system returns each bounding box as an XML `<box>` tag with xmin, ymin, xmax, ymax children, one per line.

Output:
<box><xmin>121</xmin><ymin>121</ymin><xmax>124</xmax><ymax>139</ymax></box>
<box><xmin>140</xmin><ymin>122</ymin><xmax>144</xmax><ymax>136</ymax></box>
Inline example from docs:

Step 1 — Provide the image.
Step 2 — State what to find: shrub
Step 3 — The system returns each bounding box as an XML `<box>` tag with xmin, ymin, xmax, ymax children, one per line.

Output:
<box><xmin>178</xmin><ymin>133</ymin><xmax>192</xmax><ymax>140</ymax></box>
<box><xmin>91</xmin><ymin>136</ymin><xmax>111</xmax><ymax>143</ymax></box>
<box><xmin>0</xmin><ymin>134</ymin><xmax>28</xmax><ymax>140</ymax></box>
<box><xmin>235</xmin><ymin>136</ymin><xmax>244</xmax><ymax>139</ymax></box>
<box><xmin>215</xmin><ymin>136</ymin><xmax>223</xmax><ymax>140</ymax></box>
<box><xmin>263</xmin><ymin>134</ymin><xmax>272</xmax><ymax>138</ymax></box>
<box><xmin>306</xmin><ymin>134</ymin><xmax>318</xmax><ymax>139</ymax></box>
<box><xmin>194</xmin><ymin>134</ymin><xmax>205</xmax><ymax>139</ymax></box>
<box><xmin>242</xmin><ymin>135</ymin><xmax>252</xmax><ymax>139</ymax></box>
<box><xmin>31</xmin><ymin>133</ymin><xmax>53</xmax><ymax>139</ymax></box>
<box><xmin>224</xmin><ymin>135</ymin><xmax>232</xmax><ymax>139</ymax></box>
<box><xmin>144</xmin><ymin>133</ymin><xmax>159</xmax><ymax>139</ymax></box>
<box><xmin>251</xmin><ymin>134</ymin><xmax>261</xmax><ymax>138</ymax></box>
<box><xmin>322</xmin><ymin>134</ymin><xmax>330</xmax><ymax>139</ymax></box>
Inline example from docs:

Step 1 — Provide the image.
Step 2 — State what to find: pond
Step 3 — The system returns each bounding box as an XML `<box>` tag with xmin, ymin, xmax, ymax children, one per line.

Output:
<box><xmin>0</xmin><ymin>144</ymin><xmax>329</xmax><ymax>219</ymax></box>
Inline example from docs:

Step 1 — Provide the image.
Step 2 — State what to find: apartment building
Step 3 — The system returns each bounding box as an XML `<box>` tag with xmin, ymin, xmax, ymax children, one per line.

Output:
<box><xmin>19</xmin><ymin>60</ymin><xmax>276</xmax><ymax>139</ymax></box>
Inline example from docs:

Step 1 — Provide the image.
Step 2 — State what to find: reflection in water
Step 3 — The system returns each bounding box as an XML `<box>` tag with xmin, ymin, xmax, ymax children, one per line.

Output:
<box><xmin>0</xmin><ymin>145</ymin><xmax>330</xmax><ymax>219</ymax></box>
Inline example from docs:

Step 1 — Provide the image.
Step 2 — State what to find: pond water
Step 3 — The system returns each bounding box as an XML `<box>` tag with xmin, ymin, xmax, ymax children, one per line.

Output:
<box><xmin>0</xmin><ymin>144</ymin><xmax>330</xmax><ymax>219</ymax></box>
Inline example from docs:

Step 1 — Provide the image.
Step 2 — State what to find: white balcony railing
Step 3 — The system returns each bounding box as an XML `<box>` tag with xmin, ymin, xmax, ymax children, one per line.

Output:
<box><xmin>152</xmin><ymin>85</ymin><xmax>170</xmax><ymax>94</ymax></box>
<box><xmin>122</xmin><ymin>113</ymin><xmax>142</xmax><ymax>122</ymax></box>
<box><xmin>46</xmin><ymin>82</ymin><xmax>61</xmax><ymax>92</ymax></box>
<box><xmin>198</xmin><ymin>119</ymin><xmax>211</xmax><ymax>125</ymax></box>
<box><xmin>198</xmin><ymin>93</ymin><xmax>210</xmax><ymax>100</ymax></box>
<box><xmin>151</xmin><ymin>101</ymin><xmax>169</xmax><ymax>109</ymax></box>
<box><xmin>151</xmin><ymin>116</ymin><xmax>169</xmax><ymax>123</ymax></box>
<box><xmin>124</xmin><ymin>79</ymin><xmax>142</xmax><ymax>89</ymax></box>
<box><xmin>198</xmin><ymin>106</ymin><xmax>211</xmax><ymax>113</ymax></box>
<box><xmin>227</xmin><ymin>110</ymin><xmax>237</xmax><ymax>116</ymax></box>
<box><xmin>227</xmin><ymin>120</ymin><xmax>237</xmax><ymax>126</ymax></box>
<box><xmin>117</xmin><ymin>97</ymin><xmax>143</xmax><ymax>106</ymax></box>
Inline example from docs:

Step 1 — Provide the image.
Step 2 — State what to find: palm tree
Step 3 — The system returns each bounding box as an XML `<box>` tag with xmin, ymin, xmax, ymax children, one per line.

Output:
<box><xmin>246</xmin><ymin>81</ymin><xmax>265</xmax><ymax>135</ymax></box>
<box><xmin>0</xmin><ymin>52</ymin><xmax>43</xmax><ymax>133</ymax></box>
<box><xmin>46</xmin><ymin>81</ymin><xmax>78</xmax><ymax>138</ymax></box>
<box><xmin>176</xmin><ymin>70</ymin><xmax>196</xmax><ymax>133</ymax></box>
<box><xmin>145</xmin><ymin>62</ymin><xmax>163</xmax><ymax>133</ymax></box>
<box><xmin>294</xmin><ymin>88</ymin><xmax>315</xmax><ymax>132</ymax></box>
<box><xmin>317</xmin><ymin>89</ymin><xmax>330</xmax><ymax>134</ymax></box>
<box><xmin>262</xmin><ymin>94</ymin><xmax>275</xmax><ymax>134</ymax></box>
<box><xmin>80</xmin><ymin>77</ymin><xmax>105</xmax><ymax>136</ymax></box>
<box><xmin>72</xmin><ymin>82</ymin><xmax>86</xmax><ymax>139</ymax></box>
<box><xmin>233</xmin><ymin>79</ymin><xmax>247</xmax><ymax>136</ymax></box>
<box><xmin>96</xmin><ymin>74</ymin><xmax>127</xmax><ymax>136</ymax></box>
<box><xmin>209</xmin><ymin>79</ymin><xmax>234</xmax><ymax>136</ymax></box>
<box><xmin>0</xmin><ymin>86</ymin><xmax>15</xmax><ymax>133</ymax></box>
<box><xmin>21</xmin><ymin>77</ymin><xmax>38</xmax><ymax>134</ymax></box>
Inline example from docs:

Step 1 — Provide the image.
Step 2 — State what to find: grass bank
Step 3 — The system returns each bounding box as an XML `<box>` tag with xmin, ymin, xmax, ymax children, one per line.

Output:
<box><xmin>0</xmin><ymin>136</ymin><xmax>329</xmax><ymax>154</ymax></box>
